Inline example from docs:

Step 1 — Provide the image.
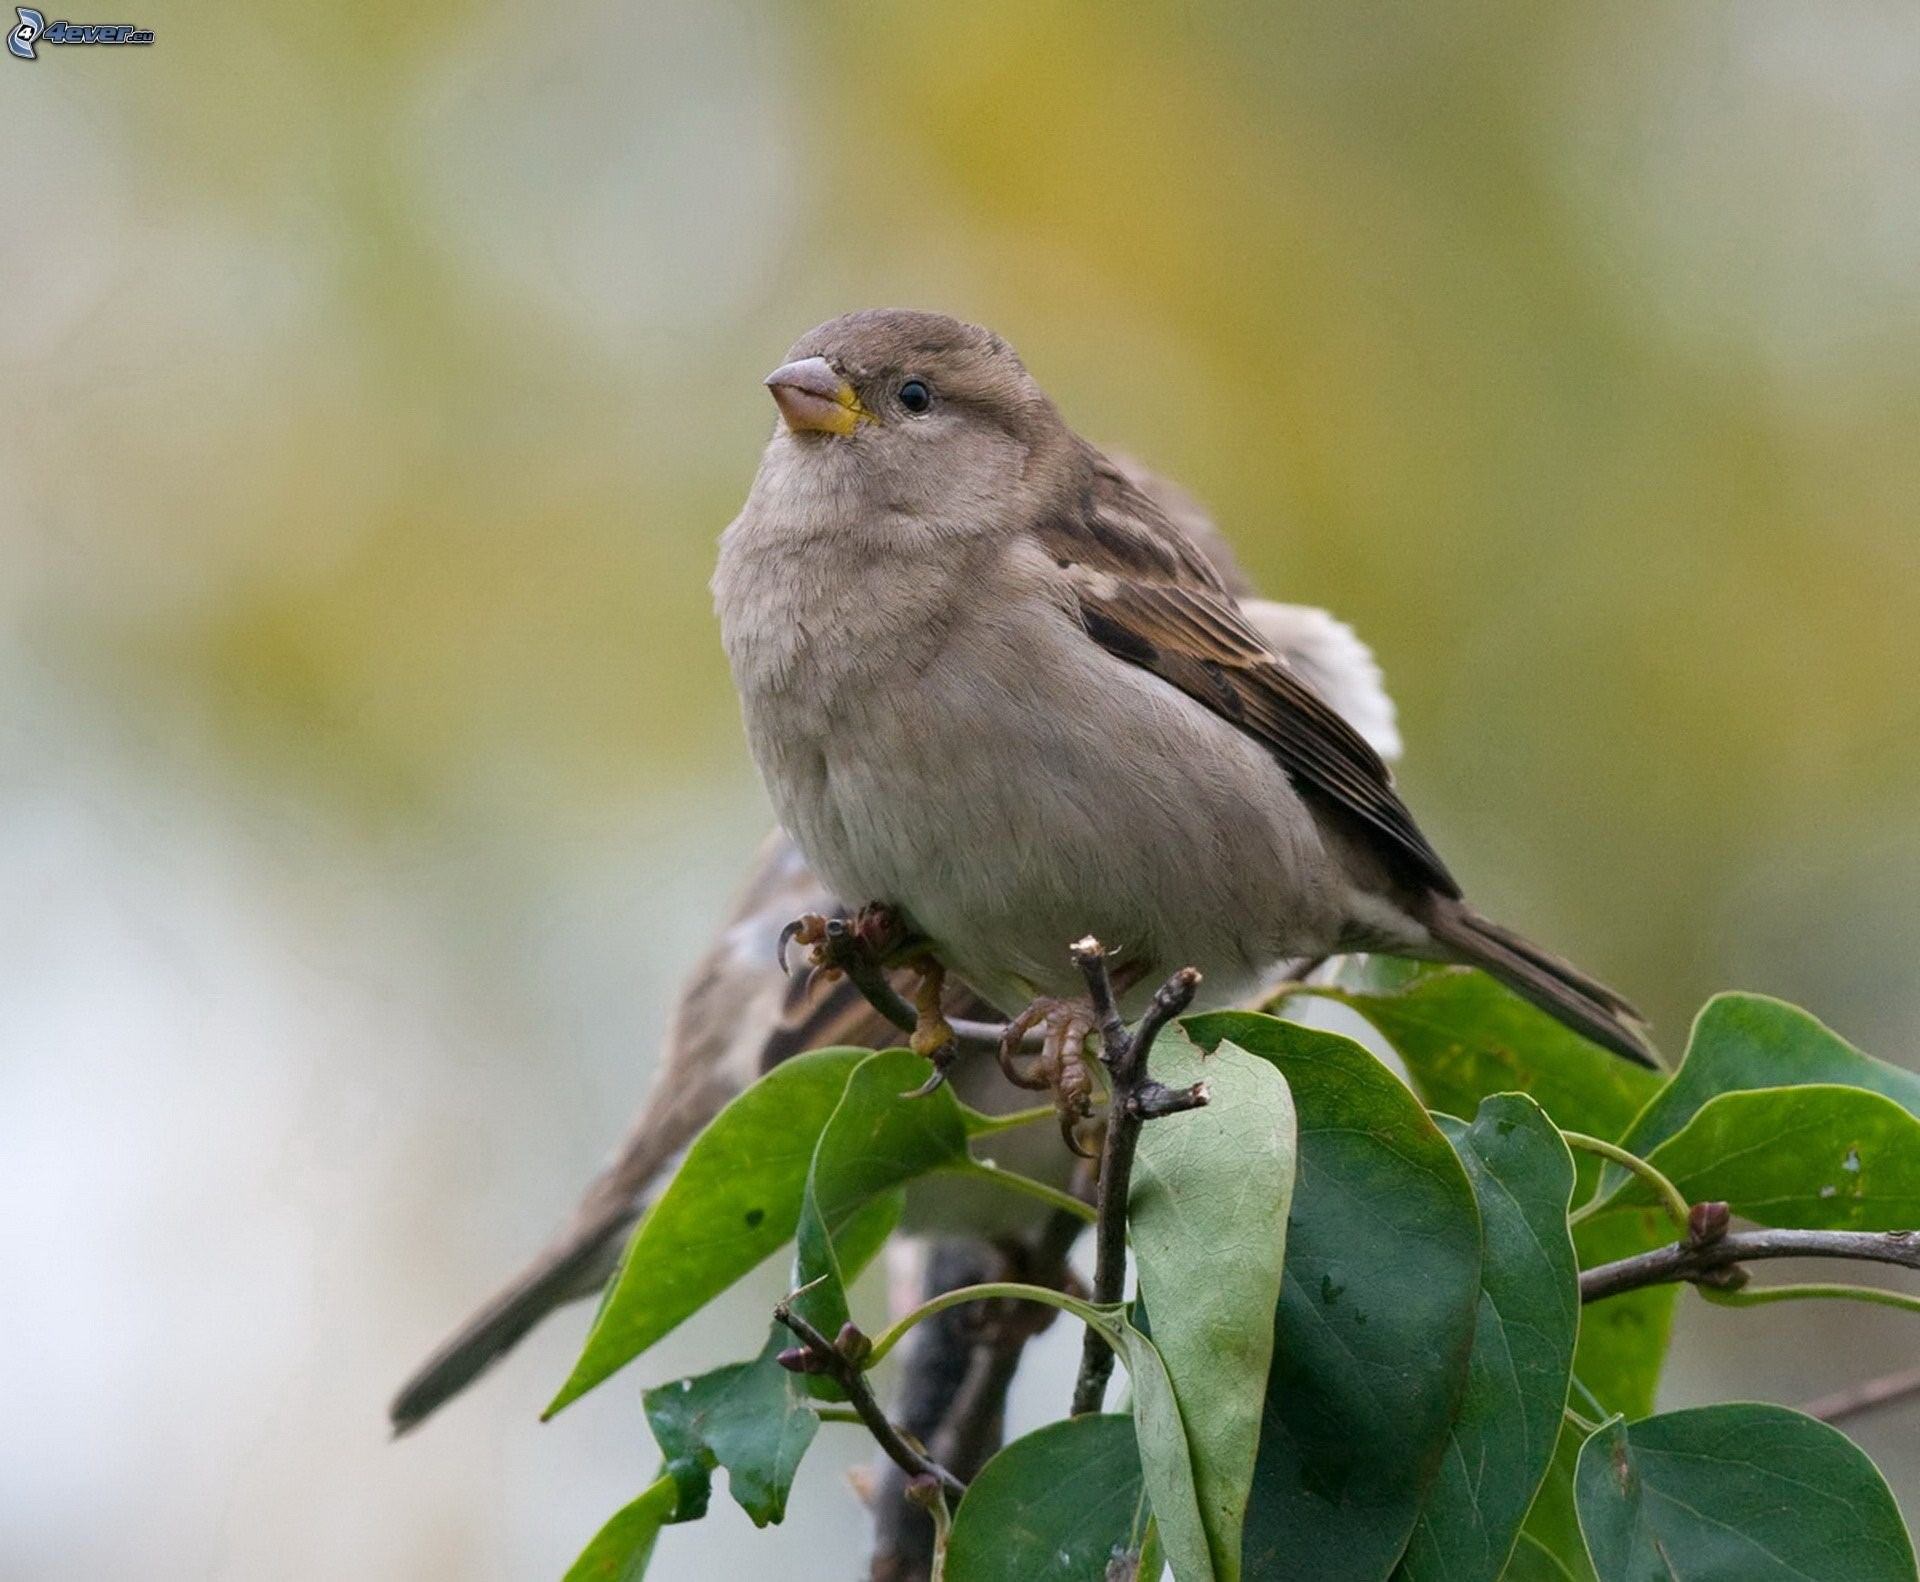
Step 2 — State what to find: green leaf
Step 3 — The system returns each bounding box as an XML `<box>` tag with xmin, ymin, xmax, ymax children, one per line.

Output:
<box><xmin>547</xmin><ymin>1047</ymin><xmax>870</xmax><ymax>1414</ymax></box>
<box><xmin>1375</xmin><ymin>996</ymin><xmax>1653</xmax><ymax>1423</ymax></box>
<box><xmin>642</xmin><ymin>1331</ymin><xmax>817</xmax><ymax>1528</ymax></box>
<box><xmin>789</xmin><ymin>1047</ymin><xmax>973</xmax><ymax>1338</ymax></box>
<box><xmin>946</xmin><ymin>1415</ymin><xmax>1147</xmax><ymax>1582</ymax></box>
<box><xmin>1187</xmin><ymin>1011</ymin><xmax>1483</xmax><ymax>1582</ymax></box>
<box><xmin>1500</xmin><ymin>1535</ymin><xmax>1579</xmax><ymax>1581</ymax></box>
<box><xmin>1601</xmin><ymin>993</ymin><xmax>1920</xmax><ymax>1204</ymax></box>
<box><xmin>1616</xmin><ymin>1084</ymin><xmax>1920</xmax><ymax>1231</ymax></box>
<box><xmin>1568</xmin><ymin>1210</ymin><xmax>1676</xmax><ymax>1419</ymax></box>
<box><xmin>1117</xmin><ymin>1316</ymin><xmax>1215</xmax><ymax>1582</ymax></box>
<box><xmin>1130</xmin><ymin>1032</ymin><xmax>1297</xmax><ymax>1582</ymax></box>
<box><xmin>1320</xmin><ymin>974</ymin><xmax>1678</xmax><ymax>1424</ymax></box>
<box><xmin>562</xmin><ymin>1474</ymin><xmax>679</xmax><ymax>1582</ymax></box>
<box><xmin>634</xmin><ymin>1188</ymin><xmax>900</xmax><ymax>1529</ymax></box>
<box><xmin>1397</xmin><ymin>1096</ymin><xmax>1578</xmax><ymax>1582</ymax></box>
<box><xmin>1575</xmin><ymin>1406</ymin><xmax>1918</xmax><ymax>1581</ymax></box>
<box><xmin>1307</xmin><ymin>964</ymin><xmax>1660</xmax><ymax>1158</ymax></box>
<box><xmin>1516</xmin><ymin>1421</ymin><xmax>1598</xmax><ymax>1582</ymax></box>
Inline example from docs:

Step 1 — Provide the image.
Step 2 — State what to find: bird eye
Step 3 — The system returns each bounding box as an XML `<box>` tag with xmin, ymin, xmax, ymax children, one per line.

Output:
<box><xmin>898</xmin><ymin>379</ymin><xmax>933</xmax><ymax>415</ymax></box>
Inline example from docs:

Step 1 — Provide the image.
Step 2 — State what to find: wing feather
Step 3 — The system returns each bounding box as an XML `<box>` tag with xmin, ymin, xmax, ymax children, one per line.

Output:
<box><xmin>1043</xmin><ymin>449</ymin><xmax>1460</xmax><ymax>898</ymax></box>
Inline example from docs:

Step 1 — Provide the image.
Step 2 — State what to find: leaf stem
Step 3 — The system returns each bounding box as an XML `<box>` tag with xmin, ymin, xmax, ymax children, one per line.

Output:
<box><xmin>1562</xmin><ymin>1404</ymin><xmax>1603</xmax><ymax>1437</ymax></box>
<box><xmin>945</xmin><ymin>1159</ymin><xmax>1097</xmax><ymax>1223</ymax></box>
<box><xmin>1567</xmin><ymin>1373</ymin><xmax>1611</xmax><ymax>1424</ymax></box>
<box><xmin>1695</xmin><ymin>1280</ymin><xmax>1920</xmax><ymax>1317</ymax></box>
<box><xmin>1561</xmin><ymin>1130</ymin><xmax>1691</xmax><ymax>1233</ymax></box>
<box><xmin>927</xmin><ymin>1484</ymin><xmax>953</xmax><ymax>1582</ymax></box>
<box><xmin>866</xmin><ymin>1281</ymin><xmax>1121</xmax><ymax>1367</ymax></box>
<box><xmin>963</xmin><ymin>1102</ymin><xmax>1059</xmax><ymax>1138</ymax></box>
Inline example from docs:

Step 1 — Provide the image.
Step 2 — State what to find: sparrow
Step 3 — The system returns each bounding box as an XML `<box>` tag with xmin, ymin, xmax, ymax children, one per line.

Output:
<box><xmin>713</xmin><ymin>309</ymin><xmax>1655</xmax><ymax>1062</ymax></box>
<box><xmin>388</xmin><ymin>457</ymin><xmax>1405</xmax><ymax>1433</ymax></box>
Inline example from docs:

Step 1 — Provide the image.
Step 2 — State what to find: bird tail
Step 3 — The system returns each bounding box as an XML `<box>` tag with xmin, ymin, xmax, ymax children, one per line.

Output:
<box><xmin>388</xmin><ymin>1200</ymin><xmax>634</xmax><ymax>1436</ymax></box>
<box><xmin>1423</xmin><ymin>899</ymin><xmax>1661</xmax><ymax>1070</ymax></box>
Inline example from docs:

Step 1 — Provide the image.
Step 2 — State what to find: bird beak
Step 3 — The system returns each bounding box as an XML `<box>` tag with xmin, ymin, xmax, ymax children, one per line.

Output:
<box><xmin>765</xmin><ymin>356</ymin><xmax>869</xmax><ymax>436</ymax></box>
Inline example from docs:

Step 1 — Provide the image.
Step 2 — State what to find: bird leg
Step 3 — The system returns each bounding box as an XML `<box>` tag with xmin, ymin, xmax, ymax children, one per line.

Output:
<box><xmin>898</xmin><ymin>955</ymin><xmax>962</xmax><ymax>1097</ymax></box>
<box><xmin>777</xmin><ymin>905</ymin><xmax>970</xmax><ymax>1096</ymax></box>
<box><xmin>908</xmin><ymin>956</ymin><xmax>956</xmax><ymax>1062</ymax></box>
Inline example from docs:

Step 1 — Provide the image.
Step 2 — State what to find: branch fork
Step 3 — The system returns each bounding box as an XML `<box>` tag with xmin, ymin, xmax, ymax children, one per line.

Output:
<box><xmin>773</xmin><ymin>1298</ymin><xmax>967</xmax><ymax>1502</ymax></box>
<box><xmin>1069</xmin><ymin>937</ymin><xmax>1207</xmax><ymax>1418</ymax></box>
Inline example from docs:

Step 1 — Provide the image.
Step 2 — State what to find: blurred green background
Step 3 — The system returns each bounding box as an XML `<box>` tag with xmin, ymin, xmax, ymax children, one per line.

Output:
<box><xmin>5</xmin><ymin>3</ymin><xmax>1918</xmax><ymax>1577</ymax></box>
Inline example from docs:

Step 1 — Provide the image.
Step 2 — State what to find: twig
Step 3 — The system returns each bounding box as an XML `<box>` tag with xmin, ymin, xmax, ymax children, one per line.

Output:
<box><xmin>1802</xmin><ymin>1365</ymin><xmax>1920</xmax><ymax>1426</ymax></box>
<box><xmin>1070</xmin><ymin>939</ymin><xmax>1206</xmax><ymax>1417</ymax></box>
<box><xmin>1579</xmin><ymin>1228</ymin><xmax>1920</xmax><ymax>1304</ymax></box>
<box><xmin>870</xmin><ymin>1217</ymin><xmax>1088</xmax><ymax>1582</ymax></box>
<box><xmin>773</xmin><ymin>1299</ymin><xmax>966</xmax><ymax>1500</ymax></box>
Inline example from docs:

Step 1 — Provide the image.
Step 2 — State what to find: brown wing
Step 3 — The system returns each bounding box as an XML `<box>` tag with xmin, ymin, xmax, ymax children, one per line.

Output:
<box><xmin>1041</xmin><ymin>448</ymin><xmax>1460</xmax><ymax>898</ymax></box>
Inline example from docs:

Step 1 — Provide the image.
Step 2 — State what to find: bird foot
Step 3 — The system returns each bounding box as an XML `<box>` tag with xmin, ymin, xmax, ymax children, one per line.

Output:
<box><xmin>998</xmin><ymin>996</ymin><xmax>1102</xmax><ymax>1157</ymax></box>
<box><xmin>777</xmin><ymin>901</ymin><xmax>912</xmax><ymax>989</ymax></box>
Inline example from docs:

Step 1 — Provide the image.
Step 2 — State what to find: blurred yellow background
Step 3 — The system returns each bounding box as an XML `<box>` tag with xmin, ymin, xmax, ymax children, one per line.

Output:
<box><xmin>5</xmin><ymin>3</ymin><xmax>1918</xmax><ymax>1577</ymax></box>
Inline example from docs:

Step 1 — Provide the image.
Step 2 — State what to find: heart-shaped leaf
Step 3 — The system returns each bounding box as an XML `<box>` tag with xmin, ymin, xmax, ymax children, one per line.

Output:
<box><xmin>642</xmin><ymin>1330</ymin><xmax>819</xmax><ymax>1529</ymax></box>
<box><xmin>1575</xmin><ymin>1406</ymin><xmax>1917</xmax><ymax>1581</ymax></box>
<box><xmin>1609</xmin><ymin>993</ymin><xmax>1920</xmax><ymax>1188</ymax></box>
<box><xmin>1610</xmin><ymin>1084</ymin><xmax>1920</xmax><ymax>1230</ymax></box>
<box><xmin>789</xmin><ymin>1047</ymin><xmax>976</xmax><ymax>1337</ymax></box>
<box><xmin>1308</xmin><ymin>964</ymin><xmax>1660</xmax><ymax>1180</ymax></box>
<box><xmin>1307</xmin><ymin>968</ymin><xmax>1681</xmax><ymax>1423</ymax></box>
<box><xmin>631</xmin><ymin>1187</ymin><xmax>899</xmax><ymax>1529</ymax></box>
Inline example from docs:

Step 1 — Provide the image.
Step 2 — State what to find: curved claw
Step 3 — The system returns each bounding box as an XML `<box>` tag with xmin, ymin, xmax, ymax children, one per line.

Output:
<box><xmin>776</xmin><ymin>918</ymin><xmax>805</xmax><ymax>975</ymax></box>
<box><xmin>900</xmin><ymin>1063</ymin><xmax>950</xmax><ymax>1101</ymax></box>
<box><xmin>802</xmin><ymin>962</ymin><xmax>843</xmax><ymax>1000</ymax></box>
<box><xmin>777</xmin><ymin>912</ymin><xmax>830</xmax><ymax>976</ymax></box>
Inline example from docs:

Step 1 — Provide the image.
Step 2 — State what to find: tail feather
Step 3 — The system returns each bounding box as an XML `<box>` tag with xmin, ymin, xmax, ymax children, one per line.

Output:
<box><xmin>1425</xmin><ymin>901</ymin><xmax>1661</xmax><ymax>1070</ymax></box>
<box><xmin>388</xmin><ymin>1201</ymin><xmax>634</xmax><ymax>1436</ymax></box>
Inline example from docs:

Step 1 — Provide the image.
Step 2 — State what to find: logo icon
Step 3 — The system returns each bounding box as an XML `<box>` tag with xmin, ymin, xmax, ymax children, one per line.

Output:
<box><xmin>8</xmin><ymin>7</ymin><xmax>153</xmax><ymax>57</ymax></box>
<box><xmin>9</xmin><ymin>7</ymin><xmax>44</xmax><ymax>57</ymax></box>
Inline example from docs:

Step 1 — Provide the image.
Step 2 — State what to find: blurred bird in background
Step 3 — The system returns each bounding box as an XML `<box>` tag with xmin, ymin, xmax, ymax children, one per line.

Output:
<box><xmin>390</xmin><ymin>452</ymin><xmax>1404</xmax><ymax>1432</ymax></box>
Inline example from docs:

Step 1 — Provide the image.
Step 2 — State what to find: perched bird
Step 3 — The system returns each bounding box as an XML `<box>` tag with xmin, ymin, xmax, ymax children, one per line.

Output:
<box><xmin>714</xmin><ymin>309</ymin><xmax>1655</xmax><ymax>1065</ymax></box>
<box><xmin>388</xmin><ymin>458</ymin><xmax>1404</xmax><ymax>1433</ymax></box>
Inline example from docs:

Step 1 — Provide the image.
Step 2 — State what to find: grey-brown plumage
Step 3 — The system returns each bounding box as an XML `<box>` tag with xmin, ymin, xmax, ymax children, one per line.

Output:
<box><xmin>387</xmin><ymin>452</ymin><xmax>1406</xmax><ymax>1433</ymax></box>
<box><xmin>716</xmin><ymin>309</ymin><xmax>1656</xmax><ymax>1064</ymax></box>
